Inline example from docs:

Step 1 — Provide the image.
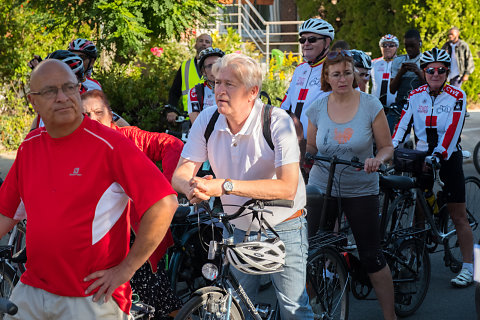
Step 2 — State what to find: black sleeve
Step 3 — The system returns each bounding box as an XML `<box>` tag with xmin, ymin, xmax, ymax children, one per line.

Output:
<box><xmin>168</xmin><ymin>66</ymin><xmax>183</xmax><ymax>109</ymax></box>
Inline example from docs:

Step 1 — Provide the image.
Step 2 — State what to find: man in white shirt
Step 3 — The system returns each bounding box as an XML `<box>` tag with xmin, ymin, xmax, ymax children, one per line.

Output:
<box><xmin>172</xmin><ymin>53</ymin><xmax>313</xmax><ymax>319</ymax></box>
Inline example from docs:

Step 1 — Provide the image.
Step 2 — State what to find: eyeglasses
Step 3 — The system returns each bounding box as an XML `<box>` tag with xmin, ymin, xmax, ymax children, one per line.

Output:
<box><xmin>29</xmin><ymin>82</ymin><xmax>80</xmax><ymax>99</ymax></box>
<box><xmin>424</xmin><ymin>67</ymin><xmax>448</xmax><ymax>75</ymax></box>
<box><xmin>299</xmin><ymin>36</ymin><xmax>326</xmax><ymax>44</ymax></box>
<box><xmin>326</xmin><ymin>50</ymin><xmax>352</xmax><ymax>60</ymax></box>
<box><xmin>358</xmin><ymin>72</ymin><xmax>370</xmax><ymax>79</ymax></box>
<box><xmin>381</xmin><ymin>43</ymin><xmax>397</xmax><ymax>48</ymax></box>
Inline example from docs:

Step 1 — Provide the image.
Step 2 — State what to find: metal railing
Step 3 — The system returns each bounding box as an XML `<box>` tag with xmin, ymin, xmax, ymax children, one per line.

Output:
<box><xmin>207</xmin><ymin>0</ymin><xmax>303</xmax><ymax>65</ymax></box>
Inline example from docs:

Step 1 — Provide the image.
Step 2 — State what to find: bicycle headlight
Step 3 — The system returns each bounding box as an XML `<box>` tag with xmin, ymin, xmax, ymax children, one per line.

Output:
<box><xmin>202</xmin><ymin>263</ymin><xmax>218</xmax><ymax>281</ymax></box>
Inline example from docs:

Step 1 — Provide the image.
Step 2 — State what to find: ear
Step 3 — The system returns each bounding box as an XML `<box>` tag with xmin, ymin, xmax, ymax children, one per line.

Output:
<box><xmin>249</xmin><ymin>86</ymin><xmax>260</xmax><ymax>101</ymax></box>
<box><xmin>27</xmin><ymin>94</ymin><xmax>39</xmax><ymax>113</ymax></box>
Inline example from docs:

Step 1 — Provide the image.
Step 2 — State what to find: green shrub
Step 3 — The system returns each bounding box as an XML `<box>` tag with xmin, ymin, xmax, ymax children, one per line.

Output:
<box><xmin>95</xmin><ymin>41</ymin><xmax>192</xmax><ymax>132</ymax></box>
<box><xmin>0</xmin><ymin>89</ymin><xmax>34</xmax><ymax>151</ymax></box>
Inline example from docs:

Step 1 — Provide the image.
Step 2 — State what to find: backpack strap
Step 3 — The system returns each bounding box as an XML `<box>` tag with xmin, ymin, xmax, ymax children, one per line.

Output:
<box><xmin>204</xmin><ymin>110</ymin><xmax>220</xmax><ymax>144</ymax></box>
<box><xmin>262</xmin><ymin>104</ymin><xmax>274</xmax><ymax>151</ymax></box>
<box><xmin>194</xmin><ymin>83</ymin><xmax>205</xmax><ymax>111</ymax></box>
<box><xmin>205</xmin><ymin>105</ymin><xmax>274</xmax><ymax>150</ymax></box>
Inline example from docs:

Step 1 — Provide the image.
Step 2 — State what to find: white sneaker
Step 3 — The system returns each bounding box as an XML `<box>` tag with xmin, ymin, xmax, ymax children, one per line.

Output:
<box><xmin>451</xmin><ymin>268</ymin><xmax>473</xmax><ymax>288</ymax></box>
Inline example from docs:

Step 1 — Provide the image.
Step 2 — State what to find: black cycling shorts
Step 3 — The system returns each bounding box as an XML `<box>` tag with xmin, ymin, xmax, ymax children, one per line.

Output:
<box><xmin>439</xmin><ymin>151</ymin><xmax>465</xmax><ymax>203</ymax></box>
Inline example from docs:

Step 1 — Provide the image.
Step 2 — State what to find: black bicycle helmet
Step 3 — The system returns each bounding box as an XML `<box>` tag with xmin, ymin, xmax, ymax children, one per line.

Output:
<box><xmin>45</xmin><ymin>50</ymin><xmax>85</xmax><ymax>82</ymax></box>
<box><xmin>198</xmin><ymin>47</ymin><xmax>225</xmax><ymax>71</ymax></box>
<box><xmin>350</xmin><ymin>49</ymin><xmax>372</xmax><ymax>70</ymax></box>
<box><xmin>420</xmin><ymin>47</ymin><xmax>451</xmax><ymax>69</ymax></box>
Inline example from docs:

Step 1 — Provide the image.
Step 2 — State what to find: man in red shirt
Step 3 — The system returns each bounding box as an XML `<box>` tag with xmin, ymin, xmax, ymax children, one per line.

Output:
<box><xmin>0</xmin><ymin>59</ymin><xmax>178</xmax><ymax>319</ymax></box>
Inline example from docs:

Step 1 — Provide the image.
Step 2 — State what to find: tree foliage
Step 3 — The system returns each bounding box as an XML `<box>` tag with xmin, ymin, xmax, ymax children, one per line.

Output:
<box><xmin>27</xmin><ymin>0</ymin><xmax>220</xmax><ymax>59</ymax></box>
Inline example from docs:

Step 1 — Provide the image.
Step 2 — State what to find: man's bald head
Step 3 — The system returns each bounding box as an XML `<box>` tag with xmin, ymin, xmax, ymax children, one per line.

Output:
<box><xmin>28</xmin><ymin>59</ymin><xmax>83</xmax><ymax>138</ymax></box>
<box><xmin>195</xmin><ymin>34</ymin><xmax>212</xmax><ymax>56</ymax></box>
<box><xmin>30</xmin><ymin>59</ymin><xmax>77</xmax><ymax>91</ymax></box>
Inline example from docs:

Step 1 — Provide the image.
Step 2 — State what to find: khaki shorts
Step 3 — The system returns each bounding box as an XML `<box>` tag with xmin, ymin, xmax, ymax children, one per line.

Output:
<box><xmin>5</xmin><ymin>282</ymin><xmax>132</xmax><ymax>320</ymax></box>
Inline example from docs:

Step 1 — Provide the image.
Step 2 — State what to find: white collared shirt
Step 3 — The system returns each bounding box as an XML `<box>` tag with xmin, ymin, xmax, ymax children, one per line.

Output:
<box><xmin>182</xmin><ymin>99</ymin><xmax>306</xmax><ymax>230</ymax></box>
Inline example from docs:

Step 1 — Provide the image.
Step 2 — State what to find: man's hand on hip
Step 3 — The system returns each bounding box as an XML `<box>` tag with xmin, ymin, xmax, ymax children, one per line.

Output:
<box><xmin>84</xmin><ymin>262</ymin><xmax>136</xmax><ymax>303</ymax></box>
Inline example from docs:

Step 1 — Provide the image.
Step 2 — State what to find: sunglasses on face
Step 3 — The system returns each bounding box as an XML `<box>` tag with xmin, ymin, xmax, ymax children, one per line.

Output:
<box><xmin>326</xmin><ymin>50</ymin><xmax>352</xmax><ymax>60</ymax></box>
<box><xmin>381</xmin><ymin>43</ymin><xmax>397</xmax><ymax>48</ymax></box>
<box><xmin>424</xmin><ymin>67</ymin><xmax>448</xmax><ymax>75</ymax></box>
<box><xmin>299</xmin><ymin>36</ymin><xmax>326</xmax><ymax>44</ymax></box>
<box><xmin>358</xmin><ymin>72</ymin><xmax>370</xmax><ymax>79</ymax></box>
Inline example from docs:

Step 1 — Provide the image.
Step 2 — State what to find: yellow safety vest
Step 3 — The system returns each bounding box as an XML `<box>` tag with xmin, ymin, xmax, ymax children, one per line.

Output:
<box><xmin>180</xmin><ymin>58</ymin><xmax>202</xmax><ymax>112</ymax></box>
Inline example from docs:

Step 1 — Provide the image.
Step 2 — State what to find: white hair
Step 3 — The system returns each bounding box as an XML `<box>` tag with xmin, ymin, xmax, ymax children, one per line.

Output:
<box><xmin>212</xmin><ymin>53</ymin><xmax>263</xmax><ymax>94</ymax></box>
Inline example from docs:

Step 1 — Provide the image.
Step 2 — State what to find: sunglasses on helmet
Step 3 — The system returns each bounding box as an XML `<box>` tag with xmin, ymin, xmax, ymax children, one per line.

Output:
<box><xmin>326</xmin><ymin>50</ymin><xmax>352</xmax><ymax>60</ymax></box>
<box><xmin>424</xmin><ymin>67</ymin><xmax>448</xmax><ymax>75</ymax></box>
<box><xmin>299</xmin><ymin>36</ymin><xmax>327</xmax><ymax>44</ymax></box>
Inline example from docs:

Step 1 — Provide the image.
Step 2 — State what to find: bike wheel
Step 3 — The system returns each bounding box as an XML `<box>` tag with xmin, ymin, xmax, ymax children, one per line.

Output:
<box><xmin>174</xmin><ymin>288</ymin><xmax>243</xmax><ymax>320</ymax></box>
<box><xmin>391</xmin><ymin>239</ymin><xmax>430</xmax><ymax>317</ymax></box>
<box><xmin>473</xmin><ymin>141</ymin><xmax>480</xmax><ymax>175</ymax></box>
<box><xmin>383</xmin><ymin>194</ymin><xmax>415</xmax><ymax>238</ymax></box>
<box><xmin>307</xmin><ymin>247</ymin><xmax>349</xmax><ymax>320</ymax></box>
<box><xmin>443</xmin><ymin>176</ymin><xmax>480</xmax><ymax>272</ymax></box>
<box><xmin>169</xmin><ymin>238</ymin><xmax>209</xmax><ymax>303</ymax></box>
<box><xmin>0</xmin><ymin>262</ymin><xmax>17</xmax><ymax>301</ymax></box>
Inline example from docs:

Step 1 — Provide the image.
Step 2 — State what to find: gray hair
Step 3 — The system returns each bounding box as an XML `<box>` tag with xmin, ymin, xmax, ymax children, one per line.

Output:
<box><xmin>212</xmin><ymin>53</ymin><xmax>263</xmax><ymax>94</ymax></box>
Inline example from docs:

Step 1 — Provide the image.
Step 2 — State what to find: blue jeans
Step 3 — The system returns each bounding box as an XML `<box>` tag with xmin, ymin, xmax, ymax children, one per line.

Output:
<box><xmin>229</xmin><ymin>216</ymin><xmax>313</xmax><ymax>319</ymax></box>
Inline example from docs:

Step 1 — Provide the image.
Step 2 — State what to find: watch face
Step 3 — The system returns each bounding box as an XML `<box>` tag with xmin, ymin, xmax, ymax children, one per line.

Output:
<box><xmin>224</xmin><ymin>180</ymin><xmax>234</xmax><ymax>192</ymax></box>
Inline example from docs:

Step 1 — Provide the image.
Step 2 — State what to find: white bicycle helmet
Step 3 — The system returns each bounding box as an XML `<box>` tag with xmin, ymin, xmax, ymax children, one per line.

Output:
<box><xmin>226</xmin><ymin>237</ymin><xmax>286</xmax><ymax>275</ymax></box>
<box><xmin>350</xmin><ymin>49</ymin><xmax>372</xmax><ymax>70</ymax></box>
<box><xmin>420</xmin><ymin>47</ymin><xmax>451</xmax><ymax>69</ymax></box>
<box><xmin>299</xmin><ymin>18</ymin><xmax>335</xmax><ymax>40</ymax></box>
<box><xmin>379</xmin><ymin>34</ymin><xmax>399</xmax><ymax>47</ymax></box>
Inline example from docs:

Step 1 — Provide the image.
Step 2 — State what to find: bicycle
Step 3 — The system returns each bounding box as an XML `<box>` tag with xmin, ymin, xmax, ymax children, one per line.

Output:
<box><xmin>383</xmin><ymin>156</ymin><xmax>479</xmax><ymax>273</ymax></box>
<box><xmin>305</xmin><ymin>154</ymin><xmax>431</xmax><ymax>319</ymax></box>
<box><xmin>166</xmin><ymin>202</ymin><xmax>223</xmax><ymax>303</ymax></box>
<box><xmin>174</xmin><ymin>199</ymin><xmax>294</xmax><ymax>320</ymax></box>
<box><xmin>473</xmin><ymin>140</ymin><xmax>480</xmax><ymax>175</ymax></box>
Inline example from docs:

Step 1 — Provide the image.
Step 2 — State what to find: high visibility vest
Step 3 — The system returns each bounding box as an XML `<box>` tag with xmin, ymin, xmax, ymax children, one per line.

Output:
<box><xmin>180</xmin><ymin>58</ymin><xmax>202</xmax><ymax>112</ymax></box>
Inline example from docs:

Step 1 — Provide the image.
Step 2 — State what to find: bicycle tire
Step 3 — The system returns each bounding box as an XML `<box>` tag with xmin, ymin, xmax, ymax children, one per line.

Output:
<box><xmin>473</xmin><ymin>141</ymin><xmax>480</xmax><ymax>175</ymax></box>
<box><xmin>0</xmin><ymin>263</ymin><xmax>17</xmax><ymax>301</ymax></box>
<box><xmin>382</xmin><ymin>193</ymin><xmax>415</xmax><ymax>239</ymax></box>
<box><xmin>391</xmin><ymin>239</ymin><xmax>430</xmax><ymax>317</ymax></box>
<box><xmin>169</xmin><ymin>237</ymin><xmax>208</xmax><ymax>303</ymax></box>
<box><xmin>443</xmin><ymin>176</ymin><xmax>480</xmax><ymax>273</ymax></box>
<box><xmin>307</xmin><ymin>247</ymin><xmax>349</xmax><ymax>320</ymax></box>
<box><xmin>174</xmin><ymin>287</ymin><xmax>243</xmax><ymax>320</ymax></box>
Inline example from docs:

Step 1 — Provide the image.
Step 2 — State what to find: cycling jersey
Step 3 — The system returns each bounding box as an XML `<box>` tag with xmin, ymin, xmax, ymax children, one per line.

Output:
<box><xmin>392</xmin><ymin>84</ymin><xmax>466</xmax><ymax>160</ymax></box>
<box><xmin>371</xmin><ymin>57</ymin><xmax>396</xmax><ymax>107</ymax></box>
<box><xmin>281</xmin><ymin>61</ymin><xmax>329</xmax><ymax>138</ymax></box>
<box><xmin>83</xmin><ymin>76</ymin><xmax>102</xmax><ymax>91</ymax></box>
<box><xmin>187</xmin><ymin>81</ymin><xmax>216</xmax><ymax>114</ymax></box>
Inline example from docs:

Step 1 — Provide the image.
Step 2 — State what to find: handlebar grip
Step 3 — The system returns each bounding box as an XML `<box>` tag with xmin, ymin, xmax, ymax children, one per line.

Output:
<box><xmin>262</xmin><ymin>200</ymin><xmax>294</xmax><ymax>208</ymax></box>
<box><xmin>165</xmin><ymin>130</ymin><xmax>182</xmax><ymax>139</ymax></box>
<box><xmin>0</xmin><ymin>298</ymin><xmax>18</xmax><ymax>315</ymax></box>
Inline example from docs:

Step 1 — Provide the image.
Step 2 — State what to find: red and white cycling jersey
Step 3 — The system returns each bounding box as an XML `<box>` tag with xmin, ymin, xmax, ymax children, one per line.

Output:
<box><xmin>83</xmin><ymin>76</ymin><xmax>102</xmax><ymax>91</ymax></box>
<box><xmin>187</xmin><ymin>82</ymin><xmax>216</xmax><ymax>114</ymax></box>
<box><xmin>281</xmin><ymin>60</ymin><xmax>329</xmax><ymax>138</ymax></box>
<box><xmin>0</xmin><ymin>117</ymin><xmax>175</xmax><ymax>314</ymax></box>
<box><xmin>392</xmin><ymin>84</ymin><xmax>466</xmax><ymax>160</ymax></box>
<box><xmin>371</xmin><ymin>57</ymin><xmax>396</xmax><ymax>107</ymax></box>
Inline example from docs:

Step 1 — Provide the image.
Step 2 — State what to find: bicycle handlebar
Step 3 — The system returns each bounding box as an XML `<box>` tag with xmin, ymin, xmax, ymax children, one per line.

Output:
<box><xmin>305</xmin><ymin>153</ymin><xmax>387</xmax><ymax>173</ymax></box>
<box><xmin>198</xmin><ymin>198</ymin><xmax>294</xmax><ymax>222</ymax></box>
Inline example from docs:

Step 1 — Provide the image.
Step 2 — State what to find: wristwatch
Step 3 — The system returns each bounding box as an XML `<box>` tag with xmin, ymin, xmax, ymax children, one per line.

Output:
<box><xmin>223</xmin><ymin>179</ymin><xmax>234</xmax><ymax>194</ymax></box>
